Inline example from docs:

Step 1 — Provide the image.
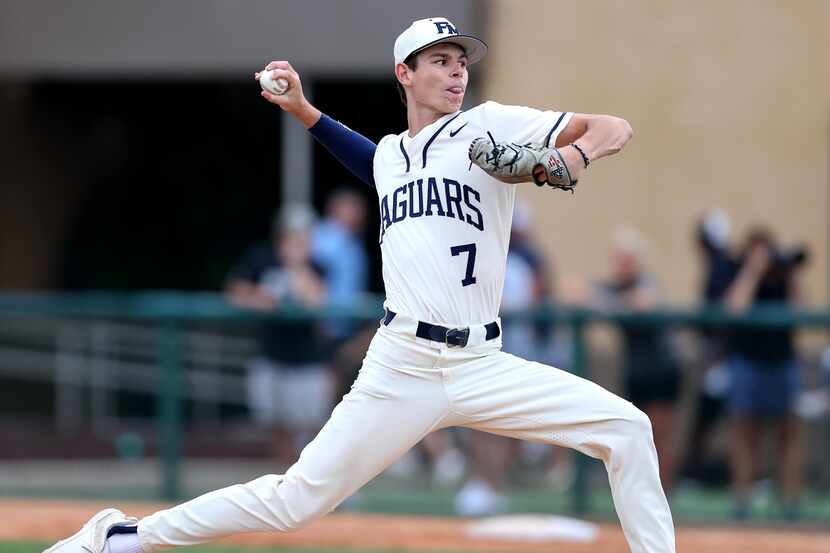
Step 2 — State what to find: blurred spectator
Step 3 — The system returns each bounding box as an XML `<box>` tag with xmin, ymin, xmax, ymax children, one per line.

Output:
<box><xmin>500</xmin><ymin>200</ymin><xmax>556</xmax><ymax>360</ymax></box>
<box><xmin>225</xmin><ymin>204</ymin><xmax>331</xmax><ymax>465</ymax></box>
<box><xmin>682</xmin><ymin>209</ymin><xmax>737</xmax><ymax>485</ymax></box>
<box><xmin>796</xmin><ymin>347</ymin><xmax>830</xmax><ymax>419</ymax></box>
<box><xmin>311</xmin><ymin>188</ymin><xmax>369</xmax><ymax>326</ymax></box>
<box><xmin>454</xmin><ymin>201</ymin><xmax>569</xmax><ymax>516</ymax></box>
<box><xmin>422</xmin><ymin>430</ymin><xmax>467</xmax><ymax>486</ymax></box>
<box><xmin>311</xmin><ymin>188</ymin><xmax>373</xmax><ymax>400</ymax></box>
<box><xmin>724</xmin><ymin>227</ymin><xmax>807</xmax><ymax>520</ymax></box>
<box><xmin>699</xmin><ymin>208</ymin><xmax>736</xmax><ymax>303</ymax></box>
<box><xmin>587</xmin><ymin>227</ymin><xmax>681</xmax><ymax>492</ymax></box>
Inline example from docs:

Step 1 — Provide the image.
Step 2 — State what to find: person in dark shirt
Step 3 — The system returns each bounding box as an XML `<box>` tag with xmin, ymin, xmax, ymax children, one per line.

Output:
<box><xmin>699</xmin><ymin>209</ymin><xmax>738</xmax><ymax>303</ymax></box>
<box><xmin>591</xmin><ymin>227</ymin><xmax>681</xmax><ymax>493</ymax></box>
<box><xmin>724</xmin><ymin>227</ymin><xmax>806</xmax><ymax>520</ymax></box>
<box><xmin>225</xmin><ymin>204</ymin><xmax>331</xmax><ymax>465</ymax></box>
<box><xmin>682</xmin><ymin>209</ymin><xmax>737</xmax><ymax>485</ymax></box>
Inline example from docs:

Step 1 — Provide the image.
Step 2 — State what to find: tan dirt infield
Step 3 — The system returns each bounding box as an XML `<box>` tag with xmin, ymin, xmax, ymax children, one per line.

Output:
<box><xmin>3</xmin><ymin>499</ymin><xmax>827</xmax><ymax>553</ymax></box>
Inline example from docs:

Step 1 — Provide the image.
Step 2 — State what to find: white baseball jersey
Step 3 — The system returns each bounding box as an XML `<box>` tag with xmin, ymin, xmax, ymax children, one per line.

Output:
<box><xmin>373</xmin><ymin>101</ymin><xmax>573</xmax><ymax>326</ymax></box>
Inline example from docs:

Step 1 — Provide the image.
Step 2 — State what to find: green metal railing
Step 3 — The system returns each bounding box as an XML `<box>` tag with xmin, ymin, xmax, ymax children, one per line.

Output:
<box><xmin>0</xmin><ymin>292</ymin><xmax>827</xmax><ymax>510</ymax></box>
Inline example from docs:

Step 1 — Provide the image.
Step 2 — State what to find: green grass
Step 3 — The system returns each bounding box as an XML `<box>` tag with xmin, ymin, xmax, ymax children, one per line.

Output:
<box><xmin>336</xmin><ymin>477</ymin><xmax>830</xmax><ymax>523</ymax></box>
<box><xmin>0</xmin><ymin>545</ymin><xmax>41</xmax><ymax>553</ymax></box>
<box><xmin>3</xmin><ymin>468</ymin><xmax>829</xmax><ymax>531</ymax></box>
<box><xmin>4</xmin><ymin>483</ymin><xmax>829</xmax><ymax>523</ymax></box>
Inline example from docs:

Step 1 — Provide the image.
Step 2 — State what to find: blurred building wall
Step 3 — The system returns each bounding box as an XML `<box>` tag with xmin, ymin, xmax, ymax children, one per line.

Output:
<box><xmin>0</xmin><ymin>1</ymin><xmax>482</xmax><ymax>289</ymax></box>
<box><xmin>2</xmin><ymin>1</ymin><xmax>829</xmax><ymax>305</ymax></box>
<box><xmin>484</xmin><ymin>0</ymin><xmax>830</xmax><ymax>305</ymax></box>
<box><xmin>0</xmin><ymin>84</ymin><xmax>86</xmax><ymax>289</ymax></box>
<box><xmin>0</xmin><ymin>0</ymin><xmax>482</xmax><ymax>76</ymax></box>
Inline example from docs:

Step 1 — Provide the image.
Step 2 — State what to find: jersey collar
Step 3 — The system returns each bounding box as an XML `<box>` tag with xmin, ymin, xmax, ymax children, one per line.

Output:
<box><xmin>402</xmin><ymin>110</ymin><xmax>462</xmax><ymax>147</ymax></box>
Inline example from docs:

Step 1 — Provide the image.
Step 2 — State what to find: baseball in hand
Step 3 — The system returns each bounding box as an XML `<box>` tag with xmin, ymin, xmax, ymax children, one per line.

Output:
<box><xmin>260</xmin><ymin>70</ymin><xmax>289</xmax><ymax>95</ymax></box>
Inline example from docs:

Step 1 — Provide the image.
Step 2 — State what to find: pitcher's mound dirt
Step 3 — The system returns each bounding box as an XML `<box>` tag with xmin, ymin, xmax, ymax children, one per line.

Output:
<box><xmin>4</xmin><ymin>499</ymin><xmax>826</xmax><ymax>553</ymax></box>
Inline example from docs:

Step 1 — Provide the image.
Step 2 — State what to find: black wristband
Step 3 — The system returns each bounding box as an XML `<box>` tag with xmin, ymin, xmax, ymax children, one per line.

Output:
<box><xmin>571</xmin><ymin>143</ymin><xmax>590</xmax><ymax>168</ymax></box>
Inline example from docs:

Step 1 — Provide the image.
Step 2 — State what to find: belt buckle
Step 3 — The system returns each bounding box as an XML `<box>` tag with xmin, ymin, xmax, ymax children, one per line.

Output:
<box><xmin>445</xmin><ymin>327</ymin><xmax>470</xmax><ymax>348</ymax></box>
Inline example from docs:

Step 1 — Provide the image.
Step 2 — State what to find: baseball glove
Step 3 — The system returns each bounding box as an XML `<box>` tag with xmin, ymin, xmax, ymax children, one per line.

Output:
<box><xmin>468</xmin><ymin>134</ymin><xmax>577</xmax><ymax>192</ymax></box>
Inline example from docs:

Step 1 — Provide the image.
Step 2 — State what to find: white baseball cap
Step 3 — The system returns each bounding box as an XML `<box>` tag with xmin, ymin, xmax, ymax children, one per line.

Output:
<box><xmin>394</xmin><ymin>17</ymin><xmax>487</xmax><ymax>66</ymax></box>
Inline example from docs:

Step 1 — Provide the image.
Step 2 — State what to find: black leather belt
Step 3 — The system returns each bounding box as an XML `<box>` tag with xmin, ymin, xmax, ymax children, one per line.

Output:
<box><xmin>383</xmin><ymin>309</ymin><xmax>500</xmax><ymax>348</ymax></box>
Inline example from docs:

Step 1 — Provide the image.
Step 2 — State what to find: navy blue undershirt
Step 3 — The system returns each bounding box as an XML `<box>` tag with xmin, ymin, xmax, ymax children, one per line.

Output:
<box><xmin>308</xmin><ymin>114</ymin><xmax>377</xmax><ymax>188</ymax></box>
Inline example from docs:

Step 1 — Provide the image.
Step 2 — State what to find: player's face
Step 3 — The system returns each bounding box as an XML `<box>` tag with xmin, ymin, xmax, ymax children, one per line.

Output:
<box><xmin>409</xmin><ymin>43</ymin><xmax>468</xmax><ymax>114</ymax></box>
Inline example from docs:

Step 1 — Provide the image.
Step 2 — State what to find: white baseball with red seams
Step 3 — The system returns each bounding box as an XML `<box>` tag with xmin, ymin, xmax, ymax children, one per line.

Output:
<box><xmin>260</xmin><ymin>69</ymin><xmax>289</xmax><ymax>95</ymax></box>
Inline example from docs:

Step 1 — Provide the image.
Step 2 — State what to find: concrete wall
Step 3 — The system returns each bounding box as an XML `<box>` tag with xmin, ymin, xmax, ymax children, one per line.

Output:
<box><xmin>484</xmin><ymin>0</ymin><xmax>830</xmax><ymax>305</ymax></box>
<box><xmin>0</xmin><ymin>0</ymin><xmax>482</xmax><ymax>76</ymax></box>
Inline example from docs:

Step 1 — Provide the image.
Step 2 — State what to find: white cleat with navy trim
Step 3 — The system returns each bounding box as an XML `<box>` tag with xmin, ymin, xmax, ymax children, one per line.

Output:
<box><xmin>43</xmin><ymin>508</ymin><xmax>137</xmax><ymax>553</ymax></box>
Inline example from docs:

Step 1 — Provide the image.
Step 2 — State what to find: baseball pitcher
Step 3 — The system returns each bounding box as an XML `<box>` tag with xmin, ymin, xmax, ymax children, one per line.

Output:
<box><xmin>46</xmin><ymin>17</ymin><xmax>675</xmax><ymax>553</ymax></box>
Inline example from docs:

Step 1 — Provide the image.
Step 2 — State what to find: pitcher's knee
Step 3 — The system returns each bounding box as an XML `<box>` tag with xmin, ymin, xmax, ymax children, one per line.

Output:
<box><xmin>628</xmin><ymin>405</ymin><xmax>653</xmax><ymax>438</ymax></box>
<box><xmin>282</xmin><ymin>499</ymin><xmax>332</xmax><ymax>532</ymax></box>
<box><xmin>613</xmin><ymin>404</ymin><xmax>654</xmax><ymax>447</ymax></box>
<box><xmin>603</xmin><ymin>405</ymin><xmax>654</xmax><ymax>467</ymax></box>
<box><xmin>244</xmin><ymin>473</ymin><xmax>328</xmax><ymax>532</ymax></box>
<box><xmin>281</xmin><ymin>512</ymin><xmax>315</xmax><ymax>532</ymax></box>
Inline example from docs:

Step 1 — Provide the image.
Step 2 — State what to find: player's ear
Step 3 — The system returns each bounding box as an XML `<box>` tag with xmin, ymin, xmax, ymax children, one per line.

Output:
<box><xmin>395</xmin><ymin>62</ymin><xmax>412</xmax><ymax>86</ymax></box>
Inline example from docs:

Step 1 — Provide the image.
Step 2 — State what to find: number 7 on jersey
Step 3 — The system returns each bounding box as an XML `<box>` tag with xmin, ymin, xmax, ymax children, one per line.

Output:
<box><xmin>450</xmin><ymin>243</ymin><xmax>477</xmax><ymax>287</ymax></box>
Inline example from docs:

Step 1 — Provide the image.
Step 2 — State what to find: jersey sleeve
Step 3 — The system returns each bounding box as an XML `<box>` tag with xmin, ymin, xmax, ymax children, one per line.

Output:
<box><xmin>479</xmin><ymin>101</ymin><xmax>573</xmax><ymax>148</ymax></box>
<box><xmin>308</xmin><ymin>113</ymin><xmax>377</xmax><ymax>187</ymax></box>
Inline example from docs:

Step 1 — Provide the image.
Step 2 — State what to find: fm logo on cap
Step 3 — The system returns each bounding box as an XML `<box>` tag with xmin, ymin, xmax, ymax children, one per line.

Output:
<box><xmin>433</xmin><ymin>21</ymin><xmax>458</xmax><ymax>35</ymax></box>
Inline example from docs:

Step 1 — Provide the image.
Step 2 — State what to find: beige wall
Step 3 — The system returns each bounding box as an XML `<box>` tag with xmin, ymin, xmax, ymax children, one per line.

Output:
<box><xmin>484</xmin><ymin>0</ymin><xmax>830</xmax><ymax>305</ymax></box>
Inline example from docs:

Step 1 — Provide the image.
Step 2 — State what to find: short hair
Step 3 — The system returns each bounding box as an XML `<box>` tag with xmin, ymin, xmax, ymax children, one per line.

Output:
<box><xmin>395</xmin><ymin>52</ymin><xmax>419</xmax><ymax>106</ymax></box>
<box><xmin>272</xmin><ymin>203</ymin><xmax>317</xmax><ymax>235</ymax></box>
<box><xmin>326</xmin><ymin>187</ymin><xmax>363</xmax><ymax>212</ymax></box>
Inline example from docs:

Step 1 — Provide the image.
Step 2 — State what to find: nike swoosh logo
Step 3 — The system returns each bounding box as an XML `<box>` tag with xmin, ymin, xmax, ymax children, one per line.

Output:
<box><xmin>449</xmin><ymin>123</ymin><xmax>468</xmax><ymax>137</ymax></box>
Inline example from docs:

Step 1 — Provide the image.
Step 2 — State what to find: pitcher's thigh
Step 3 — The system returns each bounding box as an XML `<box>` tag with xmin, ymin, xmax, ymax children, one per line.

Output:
<box><xmin>284</xmin><ymin>366</ymin><xmax>448</xmax><ymax>514</ymax></box>
<box><xmin>455</xmin><ymin>352</ymin><xmax>647</xmax><ymax>450</ymax></box>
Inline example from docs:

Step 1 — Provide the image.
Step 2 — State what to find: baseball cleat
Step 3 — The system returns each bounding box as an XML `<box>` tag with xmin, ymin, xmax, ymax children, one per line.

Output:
<box><xmin>43</xmin><ymin>508</ymin><xmax>138</xmax><ymax>553</ymax></box>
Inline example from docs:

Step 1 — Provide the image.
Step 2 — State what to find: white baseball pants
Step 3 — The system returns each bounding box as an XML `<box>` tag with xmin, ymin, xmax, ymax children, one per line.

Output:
<box><xmin>138</xmin><ymin>325</ymin><xmax>675</xmax><ymax>553</ymax></box>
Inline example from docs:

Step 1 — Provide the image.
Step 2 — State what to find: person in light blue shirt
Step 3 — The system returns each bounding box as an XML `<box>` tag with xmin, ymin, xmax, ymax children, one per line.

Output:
<box><xmin>311</xmin><ymin>188</ymin><xmax>369</xmax><ymax>339</ymax></box>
